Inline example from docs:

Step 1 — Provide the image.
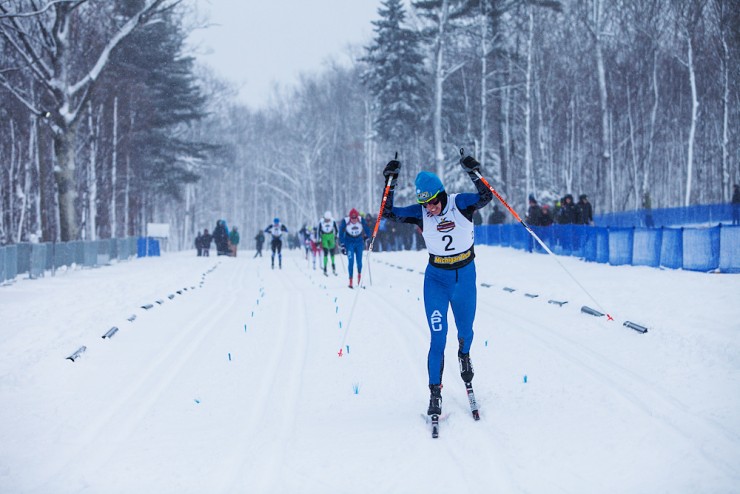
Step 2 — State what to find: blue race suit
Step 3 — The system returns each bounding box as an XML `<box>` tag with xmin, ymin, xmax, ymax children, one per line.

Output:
<box><xmin>382</xmin><ymin>176</ymin><xmax>492</xmax><ymax>386</ymax></box>
<box><xmin>339</xmin><ymin>217</ymin><xmax>371</xmax><ymax>279</ymax></box>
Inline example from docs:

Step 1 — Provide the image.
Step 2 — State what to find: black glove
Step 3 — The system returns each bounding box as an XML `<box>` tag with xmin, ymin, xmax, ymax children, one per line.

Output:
<box><xmin>382</xmin><ymin>160</ymin><xmax>401</xmax><ymax>187</ymax></box>
<box><xmin>341</xmin><ymin>245</ymin><xmax>347</xmax><ymax>255</ymax></box>
<box><xmin>460</xmin><ymin>156</ymin><xmax>481</xmax><ymax>174</ymax></box>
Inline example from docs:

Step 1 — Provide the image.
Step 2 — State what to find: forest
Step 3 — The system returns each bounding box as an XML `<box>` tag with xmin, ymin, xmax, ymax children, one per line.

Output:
<box><xmin>1</xmin><ymin>0</ymin><xmax>738</xmax><ymax>249</ymax></box>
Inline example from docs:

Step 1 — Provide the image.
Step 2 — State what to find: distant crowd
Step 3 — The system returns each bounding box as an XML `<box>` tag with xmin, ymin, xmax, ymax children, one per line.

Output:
<box><xmin>194</xmin><ymin>219</ymin><xmax>240</xmax><ymax>256</ymax></box>
<box><xmin>524</xmin><ymin>193</ymin><xmax>594</xmax><ymax>227</ymax></box>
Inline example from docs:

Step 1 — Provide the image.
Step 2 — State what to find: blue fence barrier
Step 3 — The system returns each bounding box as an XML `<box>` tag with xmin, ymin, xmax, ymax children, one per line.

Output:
<box><xmin>137</xmin><ymin>237</ymin><xmax>160</xmax><ymax>257</ymax></box>
<box><xmin>475</xmin><ymin>223</ymin><xmax>739</xmax><ymax>273</ymax></box>
<box><xmin>0</xmin><ymin>237</ymin><xmax>138</xmax><ymax>284</ymax></box>
<box><xmin>595</xmin><ymin>203</ymin><xmax>735</xmax><ymax>228</ymax></box>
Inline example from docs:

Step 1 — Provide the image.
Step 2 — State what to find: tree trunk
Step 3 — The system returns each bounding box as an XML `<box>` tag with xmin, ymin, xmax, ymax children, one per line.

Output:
<box><xmin>52</xmin><ymin>123</ymin><xmax>79</xmax><ymax>242</ymax></box>
<box><xmin>478</xmin><ymin>2</ymin><xmax>488</xmax><ymax>170</ymax></box>
<box><xmin>524</xmin><ymin>9</ymin><xmax>534</xmax><ymax>201</ymax></box>
<box><xmin>685</xmin><ymin>34</ymin><xmax>698</xmax><ymax>206</ymax></box>
<box><xmin>111</xmin><ymin>96</ymin><xmax>118</xmax><ymax>238</ymax></box>
<box><xmin>720</xmin><ymin>36</ymin><xmax>730</xmax><ymax>200</ymax></box>
<box><xmin>432</xmin><ymin>0</ymin><xmax>450</xmax><ymax>181</ymax></box>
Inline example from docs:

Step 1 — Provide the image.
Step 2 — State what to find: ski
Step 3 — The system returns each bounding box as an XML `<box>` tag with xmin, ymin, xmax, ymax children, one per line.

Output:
<box><xmin>465</xmin><ymin>382</ymin><xmax>480</xmax><ymax>421</ymax></box>
<box><xmin>421</xmin><ymin>413</ymin><xmax>449</xmax><ymax>438</ymax></box>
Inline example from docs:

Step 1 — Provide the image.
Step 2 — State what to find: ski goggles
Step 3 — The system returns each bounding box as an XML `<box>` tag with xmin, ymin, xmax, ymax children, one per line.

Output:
<box><xmin>416</xmin><ymin>190</ymin><xmax>442</xmax><ymax>205</ymax></box>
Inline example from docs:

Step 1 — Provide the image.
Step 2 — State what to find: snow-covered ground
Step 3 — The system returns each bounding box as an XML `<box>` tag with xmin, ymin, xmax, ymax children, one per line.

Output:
<box><xmin>1</xmin><ymin>245</ymin><xmax>738</xmax><ymax>493</ymax></box>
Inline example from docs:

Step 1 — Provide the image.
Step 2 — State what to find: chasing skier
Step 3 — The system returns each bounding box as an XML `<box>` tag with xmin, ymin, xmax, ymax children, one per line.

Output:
<box><xmin>265</xmin><ymin>217</ymin><xmax>288</xmax><ymax>269</ymax></box>
<box><xmin>381</xmin><ymin>154</ymin><xmax>492</xmax><ymax>436</ymax></box>
<box><xmin>338</xmin><ymin>208</ymin><xmax>371</xmax><ymax>288</ymax></box>
<box><xmin>318</xmin><ymin>211</ymin><xmax>339</xmax><ymax>276</ymax></box>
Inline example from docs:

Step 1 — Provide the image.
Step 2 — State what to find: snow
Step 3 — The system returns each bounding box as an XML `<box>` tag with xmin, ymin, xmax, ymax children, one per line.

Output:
<box><xmin>1</xmin><ymin>245</ymin><xmax>739</xmax><ymax>493</ymax></box>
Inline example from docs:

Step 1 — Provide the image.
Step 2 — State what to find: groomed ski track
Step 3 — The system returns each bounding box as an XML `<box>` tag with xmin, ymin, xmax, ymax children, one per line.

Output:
<box><xmin>1</xmin><ymin>247</ymin><xmax>738</xmax><ymax>493</ymax></box>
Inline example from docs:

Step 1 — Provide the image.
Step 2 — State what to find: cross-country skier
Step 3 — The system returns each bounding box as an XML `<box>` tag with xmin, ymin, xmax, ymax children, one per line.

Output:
<box><xmin>381</xmin><ymin>155</ymin><xmax>492</xmax><ymax>418</ymax></box>
<box><xmin>265</xmin><ymin>217</ymin><xmax>288</xmax><ymax>269</ymax></box>
<box><xmin>318</xmin><ymin>211</ymin><xmax>338</xmax><ymax>276</ymax></box>
<box><xmin>309</xmin><ymin>226</ymin><xmax>321</xmax><ymax>270</ymax></box>
<box><xmin>338</xmin><ymin>208</ymin><xmax>370</xmax><ymax>288</ymax></box>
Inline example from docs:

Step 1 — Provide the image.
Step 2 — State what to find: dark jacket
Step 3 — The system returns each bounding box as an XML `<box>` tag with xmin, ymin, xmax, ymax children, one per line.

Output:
<box><xmin>526</xmin><ymin>202</ymin><xmax>542</xmax><ymax>226</ymax></box>
<box><xmin>557</xmin><ymin>195</ymin><xmax>577</xmax><ymax>224</ymax></box>
<box><xmin>576</xmin><ymin>196</ymin><xmax>593</xmax><ymax>225</ymax></box>
<box><xmin>213</xmin><ymin>221</ymin><xmax>230</xmax><ymax>254</ymax></box>
<box><xmin>201</xmin><ymin>232</ymin><xmax>212</xmax><ymax>250</ymax></box>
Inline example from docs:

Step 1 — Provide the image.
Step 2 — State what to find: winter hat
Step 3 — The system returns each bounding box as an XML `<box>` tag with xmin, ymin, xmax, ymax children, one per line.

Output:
<box><xmin>323</xmin><ymin>210</ymin><xmax>332</xmax><ymax>220</ymax></box>
<box><xmin>415</xmin><ymin>171</ymin><xmax>444</xmax><ymax>204</ymax></box>
<box><xmin>528</xmin><ymin>194</ymin><xmax>537</xmax><ymax>203</ymax></box>
<box><xmin>273</xmin><ymin>217</ymin><xmax>279</xmax><ymax>224</ymax></box>
<box><xmin>349</xmin><ymin>208</ymin><xmax>359</xmax><ymax>219</ymax></box>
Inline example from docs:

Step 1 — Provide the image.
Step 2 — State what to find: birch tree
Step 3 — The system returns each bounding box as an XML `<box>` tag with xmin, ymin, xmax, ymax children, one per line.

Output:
<box><xmin>0</xmin><ymin>0</ymin><xmax>175</xmax><ymax>241</ymax></box>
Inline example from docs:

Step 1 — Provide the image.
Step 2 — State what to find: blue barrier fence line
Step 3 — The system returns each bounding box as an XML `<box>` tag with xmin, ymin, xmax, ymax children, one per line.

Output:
<box><xmin>594</xmin><ymin>203</ymin><xmax>736</xmax><ymax>228</ymax></box>
<box><xmin>474</xmin><ymin>223</ymin><xmax>740</xmax><ymax>273</ymax></box>
<box><xmin>0</xmin><ymin>237</ymin><xmax>152</xmax><ymax>285</ymax></box>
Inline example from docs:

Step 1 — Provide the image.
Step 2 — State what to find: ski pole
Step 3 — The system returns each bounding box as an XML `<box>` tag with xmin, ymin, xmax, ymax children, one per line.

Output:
<box><xmin>338</xmin><ymin>153</ymin><xmax>396</xmax><ymax>356</ymax></box>
<box><xmin>368</xmin><ymin>152</ymin><xmax>397</xmax><ymax>254</ymax></box>
<box><xmin>461</xmin><ymin>148</ymin><xmax>613</xmax><ymax>321</ymax></box>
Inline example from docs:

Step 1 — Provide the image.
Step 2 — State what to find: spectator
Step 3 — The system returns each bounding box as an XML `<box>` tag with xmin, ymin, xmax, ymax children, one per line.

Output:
<box><xmin>195</xmin><ymin>231</ymin><xmax>203</xmax><ymax>256</ymax></box>
<box><xmin>254</xmin><ymin>230</ymin><xmax>265</xmax><ymax>258</ymax></box>
<box><xmin>576</xmin><ymin>194</ymin><xmax>594</xmax><ymax>225</ymax></box>
<box><xmin>487</xmin><ymin>204</ymin><xmax>506</xmax><ymax>224</ymax></box>
<box><xmin>473</xmin><ymin>210</ymin><xmax>483</xmax><ymax>226</ymax></box>
<box><xmin>556</xmin><ymin>194</ymin><xmax>577</xmax><ymax>224</ymax></box>
<box><xmin>201</xmin><ymin>229</ymin><xmax>212</xmax><ymax>257</ymax></box>
<box><xmin>540</xmin><ymin>204</ymin><xmax>554</xmax><ymax>226</ymax></box>
<box><xmin>212</xmin><ymin>220</ymin><xmax>230</xmax><ymax>256</ymax></box>
<box><xmin>229</xmin><ymin>227</ymin><xmax>240</xmax><ymax>257</ymax></box>
<box><xmin>526</xmin><ymin>194</ymin><xmax>542</xmax><ymax>226</ymax></box>
<box><xmin>732</xmin><ymin>184</ymin><xmax>740</xmax><ymax>226</ymax></box>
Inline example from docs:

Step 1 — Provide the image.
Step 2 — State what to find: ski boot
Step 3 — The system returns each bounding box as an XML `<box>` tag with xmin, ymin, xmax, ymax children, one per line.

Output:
<box><xmin>348</xmin><ymin>278</ymin><xmax>353</xmax><ymax>289</ymax></box>
<box><xmin>427</xmin><ymin>384</ymin><xmax>442</xmax><ymax>416</ymax></box>
<box><xmin>357</xmin><ymin>273</ymin><xmax>361</xmax><ymax>287</ymax></box>
<box><xmin>458</xmin><ymin>350</ymin><xmax>474</xmax><ymax>383</ymax></box>
<box><xmin>332</xmin><ymin>265</ymin><xmax>337</xmax><ymax>276</ymax></box>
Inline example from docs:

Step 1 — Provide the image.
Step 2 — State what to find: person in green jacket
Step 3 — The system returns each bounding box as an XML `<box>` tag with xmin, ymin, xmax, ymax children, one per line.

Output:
<box><xmin>318</xmin><ymin>211</ymin><xmax>338</xmax><ymax>276</ymax></box>
<box><xmin>229</xmin><ymin>226</ymin><xmax>240</xmax><ymax>257</ymax></box>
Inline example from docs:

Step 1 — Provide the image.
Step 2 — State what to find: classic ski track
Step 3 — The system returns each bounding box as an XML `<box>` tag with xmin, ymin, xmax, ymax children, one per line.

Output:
<box><xmin>216</xmin><ymin>267</ymin><xmax>309</xmax><ymax>492</ymax></box>
<box><xmin>477</xmin><ymin>300</ymin><xmax>739</xmax><ymax>476</ymax></box>
<box><xmin>365</xmin><ymin>260</ymin><xmax>517</xmax><ymax>492</ymax></box>
<box><xmin>31</xmin><ymin>262</ymin><xmax>244</xmax><ymax>491</ymax></box>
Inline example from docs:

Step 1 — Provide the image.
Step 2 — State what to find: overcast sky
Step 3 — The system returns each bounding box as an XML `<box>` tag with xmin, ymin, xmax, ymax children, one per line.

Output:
<box><xmin>187</xmin><ymin>0</ymin><xmax>383</xmax><ymax>109</ymax></box>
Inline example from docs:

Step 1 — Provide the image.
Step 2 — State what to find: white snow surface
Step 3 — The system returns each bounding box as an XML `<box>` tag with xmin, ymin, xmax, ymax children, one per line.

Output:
<box><xmin>1</xmin><ymin>246</ymin><xmax>739</xmax><ymax>494</ymax></box>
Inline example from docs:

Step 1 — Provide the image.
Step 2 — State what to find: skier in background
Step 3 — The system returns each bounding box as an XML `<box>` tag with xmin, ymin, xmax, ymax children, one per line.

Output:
<box><xmin>265</xmin><ymin>218</ymin><xmax>288</xmax><ymax>269</ymax></box>
<box><xmin>381</xmin><ymin>154</ymin><xmax>492</xmax><ymax>419</ymax></box>
<box><xmin>309</xmin><ymin>226</ymin><xmax>321</xmax><ymax>270</ymax></box>
<box><xmin>318</xmin><ymin>211</ymin><xmax>338</xmax><ymax>276</ymax></box>
<box><xmin>338</xmin><ymin>208</ymin><xmax>370</xmax><ymax>288</ymax></box>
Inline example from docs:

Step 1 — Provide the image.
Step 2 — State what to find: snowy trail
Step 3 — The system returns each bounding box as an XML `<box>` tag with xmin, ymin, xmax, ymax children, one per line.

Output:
<box><xmin>1</xmin><ymin>247</ymin><xmax>739</xmax><ymax>493</ymax></box>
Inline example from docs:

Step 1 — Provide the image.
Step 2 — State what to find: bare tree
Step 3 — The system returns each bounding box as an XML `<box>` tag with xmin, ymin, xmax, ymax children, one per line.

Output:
<box><xmin>0</xmin><ymin>0</ymin><xmax>176</xmax><ymax>241</ymax></box>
